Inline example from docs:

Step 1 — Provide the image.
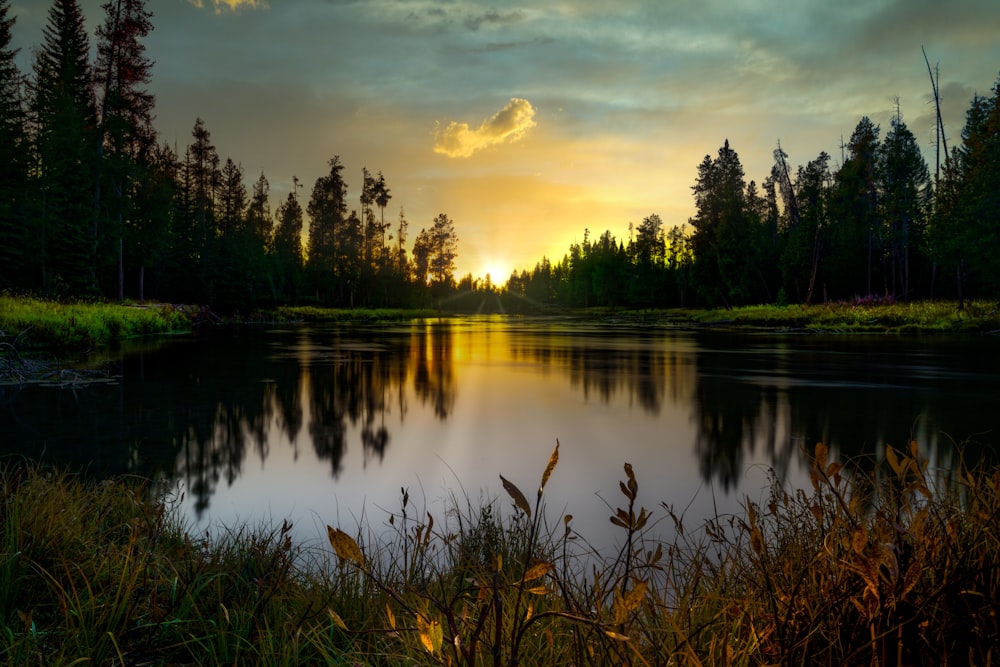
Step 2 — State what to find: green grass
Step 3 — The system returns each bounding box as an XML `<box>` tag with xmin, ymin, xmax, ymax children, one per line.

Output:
<box><xmin>2</xmin><ymin>441</ymin><xmax>998</xmax><ymax>665</ymax></box>
<box><xmin>270</xmin><ymin>305</ymin><xmax>441</xmax><ymax>323</ymax></box>
<box><xmin>0</xmin><ymin>295</ymin><xmax>191</xmax><ymax>351</ymax></box>
<box><xmin>679</xmin><ymin>299</ymin><xmax>1000</xmax><ymax>333</ymax></box>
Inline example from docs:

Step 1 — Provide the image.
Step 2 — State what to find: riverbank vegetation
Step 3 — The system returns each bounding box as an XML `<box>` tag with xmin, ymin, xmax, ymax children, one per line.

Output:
<box><xmin>0</xmin><ymin>295</ymin><xmax>189</xmax><ymax>351</ymax></box>
<box><xmin>1</xmin><ymin>443</ymin><xmax>997</xmax><ymax>665</ymax></box>
<box><xmin>2</xmin><ymin>2</ymin><xmax>1000</xmax><ymax>314</ymax></box>
<box><xmin>1</xmin><ymin>295</ymin><xmax>997</xmax><ymax>362</ymax></box>
<box><xmin>680</xmin><ymin>298</ymin><xmax>1000</xmax><ymax>333</ymax></box>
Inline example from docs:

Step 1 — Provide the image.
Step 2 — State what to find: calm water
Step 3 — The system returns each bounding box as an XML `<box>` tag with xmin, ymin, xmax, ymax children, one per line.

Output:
<box><xmin>2</xmin><ymin>317</ymin><xmax>998</xmax><ymax>551</ymax></box>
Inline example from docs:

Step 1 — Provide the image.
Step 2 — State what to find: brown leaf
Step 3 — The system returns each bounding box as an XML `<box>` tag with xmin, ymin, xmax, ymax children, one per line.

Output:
<box><xmin>523</xmin><ymin>561</ymin><xmax>553</xmax><ymax>582</ymax></box>
<box><xmin>540</xmin><ymin>440</ymin><xmax>559</xmax><ymax>494</ymax></box>
<box><xmin>327</xmin><ymin>526</ymin><xmax>365</xmax><ymax>567</ymax></box>
<box><xmin>852</xmin><ymin>527</ymin><xmax>867</xmax><ymax>555</ymax></box>
<box><xmin>500</xmin><ymin>474</ymin><xmax>531</xmax><ymax>517</ymax></box>
<box><xmin>886</xmin><ymin>445</ymin><xmax>902</xmax><ymax>475</ymax></box>
<box><xmin>750</xmin><ymin>527</ymin><xmax>764</xmax><ymax>556</ymax></box>
<box><xmin>815</xmin><ymin>442</ymin><xmax>829</xmax><ymax>468</ymax></box>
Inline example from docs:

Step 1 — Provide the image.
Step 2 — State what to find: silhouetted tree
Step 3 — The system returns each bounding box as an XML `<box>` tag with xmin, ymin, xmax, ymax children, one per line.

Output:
<box><xmin>877</xmin><ymin>110</ymin><xmax>931</xmax><ymax>299</ymax></box>
<box><xmin>94</xmin><ymin>0</ymin><xmax>155</xmax><ymax>299</ymax></box>
<box><xmin>930</xmin><ymin>77</ymin><xmax>1000</xmax><ymax>301</ymax></box>
<box><xmin>171</xmin><ymin>118</ymin><xmax>220</xmax><ymax>302</ymax></box>
<box><xmin>689</xmin><ymin>140</ymin><xmax>756</xmax><ymax>307</ymax></box>
<box><xmin>829</xmin><ymin>117</ymin><xmax>880</xmax><ymax>298</ymax></box>
<box><xmin>30</xmin><ymin>0</ymin><xmax>98</xmax><ymax>295</ymax></box>
<box><xmin>412</xmin><ymin>213</ymin><xmax>458</xmax><ymax>298</ymax></box>
<box><xmin>273</xmin><ymin>187</ymin><xmax>304</xmax><ymax>302</ymax></box>
<box><xmin>780</xmin><ymin>151</ymin><xmax>832</xmax><ymax>303</ymax></box>
<box><xmin>0</xmin><ymin>0</ymin><xmax>28</xmax><ymax>289</ymax></box>
<box><xmin>307</xmin><ymin>156</ymin><xmax>347</xmax><ymax>302</ymax></box>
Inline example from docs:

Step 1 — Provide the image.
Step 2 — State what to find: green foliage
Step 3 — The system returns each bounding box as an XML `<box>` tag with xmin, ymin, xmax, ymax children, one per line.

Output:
<box><xmin>686</xmin><ymin>299</ymin><xmax>1000</xmax><ymax>333</ymax></box>
<box><xmin>0</xmin><ymin>295</ymin><xmax>189</xmax><ymax>351</ymax></box>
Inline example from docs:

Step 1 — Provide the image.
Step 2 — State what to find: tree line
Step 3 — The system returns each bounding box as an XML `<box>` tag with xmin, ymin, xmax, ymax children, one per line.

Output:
<box><xmin>504</xmin><ymin>88</ymin><xmax>1000</xmax><ymax>311</ymax></box>
<box><xmin>0</xmin><ymin>0</ymin><xmax>459</xmax><ymax>310</ymax></box>
<box><xmin>2</xmin><ymin>1</ymin><xmax>997</xmax><ymax>312</ymax></box>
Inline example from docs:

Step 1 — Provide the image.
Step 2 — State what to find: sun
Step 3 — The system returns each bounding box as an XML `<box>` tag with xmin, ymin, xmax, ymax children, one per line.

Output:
<box><xmin>478</xmin><ymin>259</ymin><xmax>514</xmax><ymax>286</ymax></box>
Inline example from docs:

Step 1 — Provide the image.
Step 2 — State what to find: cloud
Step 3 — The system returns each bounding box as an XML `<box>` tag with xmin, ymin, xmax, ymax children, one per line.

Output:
<box><xmin>188</xmin><ymin>0</ymin><xmax>268</xmax><ymax>14</ymax></box>
<box><xmin>434</xmin><ymin>98</ymin><xmax>537</xmax><ymax>158</ymax></box>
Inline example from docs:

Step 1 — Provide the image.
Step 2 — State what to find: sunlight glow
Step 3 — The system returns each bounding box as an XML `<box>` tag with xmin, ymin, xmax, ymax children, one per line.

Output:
<box><xmin>478</xmin><ymin>260</ymin><xmax>513</xmax><ymax>286</ymax></box>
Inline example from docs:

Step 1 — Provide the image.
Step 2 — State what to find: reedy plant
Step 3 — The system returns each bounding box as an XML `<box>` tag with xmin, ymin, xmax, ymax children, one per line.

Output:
<box><xmin>324</xmin><ymin>441</ymin><xmax>662</xmax><ymax>666</ymax></box>
<box><xmin>2</xmin><ymin>441</ymin><xmax>998</xmax><ymax>666</ymax></box>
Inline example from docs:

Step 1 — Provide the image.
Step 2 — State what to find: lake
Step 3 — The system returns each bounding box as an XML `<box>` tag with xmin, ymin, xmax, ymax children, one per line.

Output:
<box><xmin>2</xmin><ymin>317</ymin><xmax>998</xmax><ymax>553</ymax></box>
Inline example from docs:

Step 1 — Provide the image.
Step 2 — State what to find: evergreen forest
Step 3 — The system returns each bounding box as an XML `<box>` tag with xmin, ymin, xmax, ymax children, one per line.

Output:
<box><xmin>1</xmin><ymin>0</ymin><xmax>999</xmax><ymax>312</ymax></box>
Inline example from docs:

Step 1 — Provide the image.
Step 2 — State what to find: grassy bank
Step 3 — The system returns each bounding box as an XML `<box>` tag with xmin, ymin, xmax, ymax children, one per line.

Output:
<box><xmin>270</xmin><ymin>305</ymin><xmax>440</xmax><ymax>323</ymax></box>
<box><xmin>0</xmin><ymin>296</ymin><xmax>191</xmax><ymax>351</ymax></box>
<box><xmin>2</xmin><ymin>443</ymin><xmax>997</xmax><ymax>665</ymax></box>
<box><xmin>680</xmin><ymin>299</ymin><xmax>1000</xmax><ymax>333</ymax></box>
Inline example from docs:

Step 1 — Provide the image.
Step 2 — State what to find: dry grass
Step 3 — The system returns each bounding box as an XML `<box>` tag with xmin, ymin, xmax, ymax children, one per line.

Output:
<box><xmin>2</xmin><ymin>439</ymin><xmax>997</xmax><ymax>665</ymax></box>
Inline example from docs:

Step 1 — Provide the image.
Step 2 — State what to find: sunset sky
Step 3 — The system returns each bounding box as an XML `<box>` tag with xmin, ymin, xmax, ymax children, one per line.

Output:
<box><xmin>10</xmin><ymin>0</ymin><xmax>1000</xmax><ymax>281</ymax></box>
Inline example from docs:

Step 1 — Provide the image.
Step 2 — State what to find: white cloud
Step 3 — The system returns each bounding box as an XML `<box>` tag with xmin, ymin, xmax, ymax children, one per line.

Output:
<box><xmin>434</xmin><ymin>98</ymin><xmax>537</xmax><ymax>158</ymax></box>
<box><xmin>188</xmin><ymin>0</ymin><xmax>269</xmax><ymax>14</ymax></box>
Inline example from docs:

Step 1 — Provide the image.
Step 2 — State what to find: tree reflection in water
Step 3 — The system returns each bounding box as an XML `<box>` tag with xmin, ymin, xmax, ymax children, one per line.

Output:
<box><xmin>0</xmin><ymin>322</ymin><xmax>996</xmax><ymax>523</ymax></box>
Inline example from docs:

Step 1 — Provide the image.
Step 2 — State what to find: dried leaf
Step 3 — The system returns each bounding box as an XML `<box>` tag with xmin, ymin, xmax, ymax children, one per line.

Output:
<box><xmin>525</xmin><ymin>585</ymin><xmax>551</xmax><ymax>595</ymax></box>
<box><xmin>416</xmin><ymin>614</ymin><xmax>443</xmax><ymax>654</ymax></box>
<box><xmin>327</xmin><ymin>526</ymin><xmax>365</xmax><ymax>567</ymax></box>
<box><xmin>900</xmin><ymin>561</ymin><xmax>919</xmax><ymax>597</ymax></box>
<box><xmin>610</xmin><ymin>516</ymin><xmax>628</xmax><ymax>528</ymax></box>
<box><xmin>810</xmin><ymin>503</ymin><xmax>823</xmax><ymax>523</ymax></box>
<box><xmin>523</xmin><ymin>561</ymin><xmax>553</xmax><ymax>582</ymax></box>
<box><xmin>500</xmin><ymin>474</ymin><xmax>531</xmax><ymax>518</ymax></box>
<box><xmin>621</xmin><ymin>580</ymin><xmax>648</xmax><ymax>616</ymax></box>
<box><xmin>750</xmin><ymin>527</ymin><xmax>764</xmax><ymax>556</ymax></box>
<box><xmin>852</xmin><ymin>528</ymin><xmax>867</xmax><ymax>555</ymax></box>
<box><xmin>604</xmin><ymin>630</ymin><xmax>631</xmax><ymax>641</ymax></box>
<box><xmin>625</xmin><ymin>462</ymin><xmax>638</xmax><ymax>497</ymax></box>
<box><xmin>886</xmin><ymin>446</ymin><xmax>902</xmax><ymax>475</ymax></box>
<box><xmin>815</xmin><ymin>442</ymin><xmax>829</xmax><ymax>468</ymax></box>
<box><xmin>328</xmin><ymin>608</ymin><xmax>348</xmax><ymax>632</ymax></box>
<box><xmin>540</xmin><ymin>440</ymin><xmax>559</xmax><ymax>494</ymax></box>
<box><xmin>385</xmin><ymin>603</ymin><xmax>396</xmax><ymax>630</ymax></box>
<box><xmin>620</xmin><ymin>480</ymin><xmax>633</xmax><ymax>501</ymax></box>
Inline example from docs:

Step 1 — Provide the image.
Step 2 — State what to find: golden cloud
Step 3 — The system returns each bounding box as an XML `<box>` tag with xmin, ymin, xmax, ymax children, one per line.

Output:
<box><xmin>188</xmin><ymin>0</ymin><xmax>268</xmax><ymax>14</ymax></box>
<box><xmin>434</xmin><ymin>98</ymin><xmax>537</xmax><ymax>158</ymax></box>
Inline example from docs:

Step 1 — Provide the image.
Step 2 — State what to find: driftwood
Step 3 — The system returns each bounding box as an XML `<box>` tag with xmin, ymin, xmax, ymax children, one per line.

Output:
<box><xmin>0</xmin><ymin>327</ymin><xmax>116</xmax><ymax>388</ymax></box>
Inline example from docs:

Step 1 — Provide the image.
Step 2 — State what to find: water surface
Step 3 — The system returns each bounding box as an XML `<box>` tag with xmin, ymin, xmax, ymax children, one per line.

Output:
<box><xmin>2</xmin><ymin>317</ymin><xmax>997</xmax><ymax>551</ymax></box>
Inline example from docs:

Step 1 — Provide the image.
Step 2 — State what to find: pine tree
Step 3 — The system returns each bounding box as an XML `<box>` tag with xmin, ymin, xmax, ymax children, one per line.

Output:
<box><xmin>0</xmin><ymin>0</ymin><xmax>28</xmax><ymax>288</ymax></box>
<box><xmin>688</xmin><ymin>139</ymin><xmax>755</xmax><ymax>307</ymax></box>
<box><xmin>31</xmin><ymin>0</ymin><xmax>98</xmax><ymax>295</ymax></box>
<box><xmin>877</xmin><ymin>111</ymin><xmax>931</xmax><ymax>299</ymax></box>
<box><xmin>931</xmin><ymin>77</ymin><xmax>1000</xmax><ymax>300</ymax></box>
<box><xmin>94</xmin><ymin>0</ymin><xmax>155</xmax><ymax>298</ymax></box>
<box><xmin>306</xmin><ymin>156</ymin><xmax>347</xmax><ymax>302</ymax></box>
<box><xmin>829</xmin><ymin>117</ymin><xmax>880</xmax><ymax>298</ymax></box>
<box><xmin>273</xmin><ymin>188</ymin><xmax>304</xmax><ymax>302</ymax></box>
